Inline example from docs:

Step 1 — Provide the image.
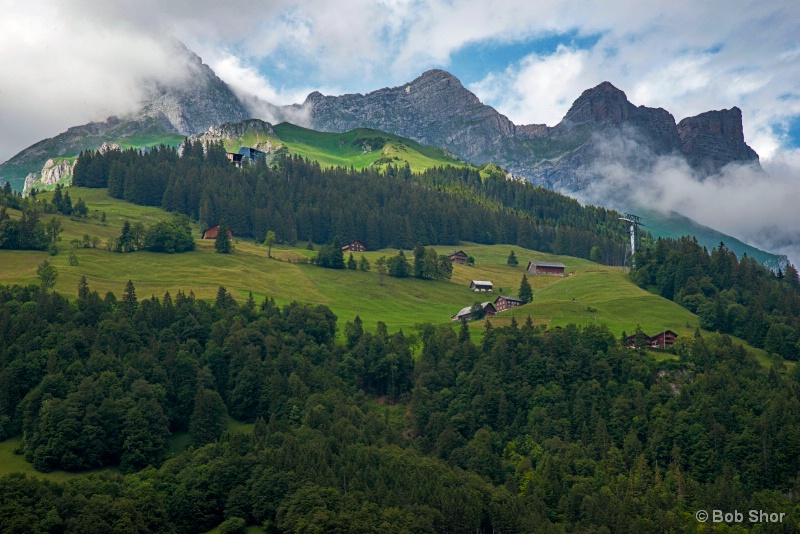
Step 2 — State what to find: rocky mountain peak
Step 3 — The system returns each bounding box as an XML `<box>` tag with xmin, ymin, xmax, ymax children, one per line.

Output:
<box><xmin>677</xmin><ymin>107</ymin><xmax>759</xmax><ymax>173</ymax></box>
<box><xmin>562</xmin><ymin>81</ymin><xmax>635</xmax><ymax>125</ymax></box>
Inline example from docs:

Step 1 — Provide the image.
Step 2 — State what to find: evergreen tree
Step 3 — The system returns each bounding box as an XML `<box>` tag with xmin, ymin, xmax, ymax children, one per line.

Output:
<box><xmin>347</xmin><ymin>252</ymin><xmax>357</xmax><ymax>270</ymax></box>
<box><xmin>122</xmin><ymin>279</ymin><xmax>138</xmax><ymax>316</ymax></box>
<box><xmin>376</xmin><ymin>256</ymin><xmax>387</xmax><ymax>285</ymax></box>
<box><xmin>215</xmin><ymin>220</ymin><xmax>232</xmax><ymax>254</ymax></box>
<box><xmin>507</xmin><ymin>250</ymin><xmax>518</xmax><ymax>266</ymax></box>
<box><xmin>518</xmin><ymin>274</ymin><xmax>532</xmax><ymax>303</ymax></box>
<box><xmin>388</xmin><ymin>250</ymin><xmax>410</xmax><ymax>278</ymax></box>
<box><xmin>359</xmin><ymin>255</ymin><xmax>371</xmax><ymax>272</ymax></box>
<box><xmin>189</xmin><ymin>389</ymin><xmax>229</xmax><ymax>447</ymax></box>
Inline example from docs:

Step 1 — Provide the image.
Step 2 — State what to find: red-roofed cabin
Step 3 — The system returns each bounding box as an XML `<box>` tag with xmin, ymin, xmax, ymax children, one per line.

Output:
<box><xmin>651</xmin><ymin>330</ymin><xmax>678</xmax><ymax>348</ymax></box>
<box><xmin>202</xmin><ymin>225</ymin><xmax>233</xmax><ymax>240</ymax></box>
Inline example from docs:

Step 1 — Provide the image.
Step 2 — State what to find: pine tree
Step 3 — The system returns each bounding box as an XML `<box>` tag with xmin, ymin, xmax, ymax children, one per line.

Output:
<box><xmin>122</xmin><ymin>279</ymin><xmax>137</xmax><ymax>316</ymax></box>
<box><xmin>518</xmin><ymin>274</ymin><xmax>532</xmax><ymax>304</ymax></box>
<box><xmin>215</xmin><ymin>220</ymin><xmax>232</xmax><ymax>254</ymax></box>
<box><xmin>507</xmin><ymin>250</ymin><xmax>518</xmax><ymax>266</ymax></box>
<box><xmin>347</xmin><ymin>252</ymin><xmax>357</xmax><ymax>270</ymax></box>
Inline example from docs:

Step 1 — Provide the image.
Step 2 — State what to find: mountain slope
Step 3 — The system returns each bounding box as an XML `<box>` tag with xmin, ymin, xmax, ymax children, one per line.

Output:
<box><xmin>0</xmin><ymin>45</ymin><xmax>249</xmax><ymax>192</ymax></box>
<box><xmin>286</xmin><ymin>70</ymin><xmax>761</xmax><ymax>191</ymax></box>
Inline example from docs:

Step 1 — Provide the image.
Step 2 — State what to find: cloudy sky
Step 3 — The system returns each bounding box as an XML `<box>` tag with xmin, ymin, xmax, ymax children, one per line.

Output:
<box><xmin>2</xmin><ymin>0</ymin><xmax>800</xmax><ymax>258</ymax></box>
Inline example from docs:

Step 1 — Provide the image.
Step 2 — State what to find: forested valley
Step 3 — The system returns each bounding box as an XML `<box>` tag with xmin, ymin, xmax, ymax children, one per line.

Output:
<box><xmin>1</xmin><ymin>281</ymin><xmax>799</xmax><ymax>532</ymax></box>
<box><xmin>70</xmin><ymin>141</ymin><xmax>628</xmax><ymax>264</ymax></box>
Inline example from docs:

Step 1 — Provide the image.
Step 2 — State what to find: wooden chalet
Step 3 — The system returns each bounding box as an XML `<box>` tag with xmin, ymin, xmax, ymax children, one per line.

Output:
<box><xmin>451</xmin><ymin>302</ymin><xmax>496</xmax><ymax>321</ymax></box>
<box><xmin>626</xmin><ymin>329</ymin><xmax>679</xmax><ymax>349</ymax></box>
<box><xmin>494</xmin><ymin>295</ymin><xmax>523</xmax><ymax>312</ymax></box>
<box><xmin>470</xmin><ymin>280</ymin><xmax>493</xmax><ymax>292</ymax></box>
<box><xmin>342</xmin><ymin>240</ymin><xmax>367</xmax><ymax>253</ymax></box>
<box><xmin>202</xmin><ymin>225</ymin><xmax>233</xmax><ymax>240</ymax></box>
<box><xmin>527</xmin><ymin>261</ymin><xmax>566</xmax><ymax>276</ymax></box>
<box><xmin>449</xmin><ymin>250</ymin><xmax>469</xmax><ymax>265</ymax></box>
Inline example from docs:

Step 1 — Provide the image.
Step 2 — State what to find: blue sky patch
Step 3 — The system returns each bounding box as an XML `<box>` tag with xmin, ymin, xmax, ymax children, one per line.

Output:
<box><xmin>446</xmin><ymin>30</ymin><xmax>602</xmax><ymax>85</ymax></box>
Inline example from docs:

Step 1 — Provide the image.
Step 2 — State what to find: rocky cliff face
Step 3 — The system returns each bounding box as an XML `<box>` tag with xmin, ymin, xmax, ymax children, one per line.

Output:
<box><xmin>677</xmin><ymin>107</ymin><xmax>759</xmax><ymax>173</ymax></box>
<box><xmin>297</xmin><ymin>71</ymin><xmax>761</xmax><ymax>192</ymax></box>
<box><xmin>1</xmin><ymin>46</ymin><xmax>250</xmax><ymax>192</ymax></box>
<box><xmin>301</xmin><ymin>69</ymin><xmax>523</xmax><ymax>164</ymax></box>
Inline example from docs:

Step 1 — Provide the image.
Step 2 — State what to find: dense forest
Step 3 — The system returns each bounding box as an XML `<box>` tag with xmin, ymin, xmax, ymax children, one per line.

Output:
<box><xmin>71</xmin><ymin>141</ymin><xmax>628</xmax><ymax>264</ymax></box>
<box><xmin>632</xmin><ymin>237</ymin><xmax>800</xmax><ymax>359</ymax></box>
<box><xmin>1</xmin><ymin>282</ymin><xmax>799</xmax><ymax>532</ymax></box>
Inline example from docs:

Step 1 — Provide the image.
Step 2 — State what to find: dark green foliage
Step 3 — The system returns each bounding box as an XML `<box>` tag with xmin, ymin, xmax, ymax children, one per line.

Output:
<box><xmin>347</xmin><ymin>252</ymin><xmax>357</xmax><ymax>270</ymax></box>
<box><xmin>412</xmin><ymin>244</ymin><xmax>453</xmax><ymax>280</ymax></box>
<box><xmin>314</xmin><ymin>236</ymin><xmax>345</xmax><ymax>269</ymax></box>
<box><xmin>387</xmin><ymin>250</ymin><xmax>410</xmax><ymax>278</ymax></box>
<box><xmin>0</xmin><ymin>206</ymin><xmax>49</xmax><ymax>251</ymax></box>
<box><xmin>143</xmin><ymin>214</ymin><xmax>195</xmax><ymax>253</ymax></box>
<box><xmin>72</xmin><ymin>150</ymin><xmax>629</xmax><ymax>263</ymax></box>
<box><xmin>1</xmin><ymin>285</ymin><xmax>800</xmax><ymax>531</ymax></box>
<box><xmin>189</xmin><ymin>388</ymin><xmax>228</xmax><ymax>447</ymax></box>
<box><xmin>215</xmin><ymin>219</ymin><xmax>232</xmax><ymax>254</ymax></box>
<box><xmin>507</xmin><ymin>249</ymin><xmax>518</xmax><ymax>266</ymax></box>
<box><xmin>358</xmin><ymin>255</ymin><xmax>370</xmax><ymax>272</ymax></box>
<box><xmin>518</xmin><ymin>274</ymin><xmax>532</xmax><ymax>303</ymax></box>
<box><xmin>632</xmin><ymin>237</ymin><xmax>800</xmax><ymax>358</ymax></box>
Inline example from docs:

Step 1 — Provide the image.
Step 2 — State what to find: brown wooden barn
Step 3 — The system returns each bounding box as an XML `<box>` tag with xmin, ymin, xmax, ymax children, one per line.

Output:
<box><xmin>626</xmin><ymin>329</ymin><xmax>679</xmax><ymax>349</ymax></box>
<box><xmin>470</xmin><ymin>280</ymin><xmax>493</xmax><ymax>292</ymax></box>
<box><xmin>342</xmin><ymin>240</ymin><xmax>367</xmax><ymax>252</ymax></box>
<box><xmin>449</xmin><ymin>250</ymin><xmax>469</xmax><ymax>265</ymax></box>
<box><xmin>494</xmin><ymin>295</ymin><xmax>523</xmax><ymax>312</ymax></box>
<box><xmin>202</xmin><ymin>225</ymin><xmax>233</xmax><ymax>240</ymax></box>
<box><xmin>527</xmin><ymin>261</ymin><xmax>566</xmax><ymax>276</ymax></box>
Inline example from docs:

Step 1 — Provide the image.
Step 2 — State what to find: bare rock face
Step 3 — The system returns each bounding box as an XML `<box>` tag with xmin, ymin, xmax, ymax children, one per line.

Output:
<box><xmin>304</xmin><ymin>69</ymin><xmax>522</xmax><ymax>164</ymax></box>
<box><xmin>678</xmin><ymin>107</ymin><xmax>759</xmax><ymax>173</ymax></box>
<box><xmin>188</xmin><ymin>119</ymin><xmax>282</xmax><ymax>155</ymax></box>
<box><xmin>22</xmin><ymin>158</ymin><xmax>79</xmax><ymax>195</ymax></box>
<box><xmin>301</xmin><ymin>73</ymin><xmax>760</xmax><ymax>192</ymax></box>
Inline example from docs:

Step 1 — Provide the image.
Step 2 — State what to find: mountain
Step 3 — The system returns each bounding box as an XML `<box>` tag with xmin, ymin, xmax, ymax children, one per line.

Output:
<box><xmin>0</xmin><ymin>44</ymin><xmax>249</xmax><ymax>193</ymax></box>
<box><xmin>285</xmin><ymin>70</ymin><xmax>761</xmax><ymax>191</ymax></box>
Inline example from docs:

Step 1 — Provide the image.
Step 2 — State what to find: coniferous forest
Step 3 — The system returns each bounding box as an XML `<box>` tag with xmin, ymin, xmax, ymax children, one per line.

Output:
<box><xmin>632</xmin><ymin>237</ymin><xmax>800</xmax><ymax>359</ymax></box>
<box><xmin>1</xmin><ymin>282</ymin><xmax>799</xmax><ymax>532</ymax></box>
<box><xmin>71</xmin><ymin>141</ymin><xmax>628</xmax><ymax>264</ymax></box>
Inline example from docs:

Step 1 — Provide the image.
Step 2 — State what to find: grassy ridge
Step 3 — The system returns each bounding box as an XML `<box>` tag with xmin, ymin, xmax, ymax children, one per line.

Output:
<box><xmin>223</xmin><ymin>122</ymin><xmax>468</xmax><ymax>172</ymax></box>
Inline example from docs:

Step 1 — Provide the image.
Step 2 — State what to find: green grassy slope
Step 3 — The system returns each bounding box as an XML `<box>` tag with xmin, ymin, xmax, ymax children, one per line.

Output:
<box><xmin>0</xmin><ymin>188</ymin><xmax>714</xmax><ymax>342</ymax></box>
<box><xmin>229</xmin><ymin>122</ymin><xmax>468</xmax><ymax>172</ymax></box>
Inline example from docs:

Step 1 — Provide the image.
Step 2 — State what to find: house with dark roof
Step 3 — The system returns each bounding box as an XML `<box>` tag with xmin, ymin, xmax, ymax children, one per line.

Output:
<box><xmin>494</xmin><ymin>295</ymin><xmax>523</xmax><ymax>312</ymax></box>
<box><xmin>449</xmin><ymin>250</ymin><xmax>469</xmax><ymax>265</ymax></box>
<box><xmin>527</xmin><ymin>261</ymin><xmax>566</xmax><ymax>276</ymax></box>
<box><xmin>626</xmin><ymin>329</ymin><xmax>679</xmax><ymax>349</ymax></box>
<box><xmin>470</xmin><ymin>280</ymin><xmax>493</xmax><ymax>292</ymax></box>
<box><xmin>451</xmin><ymin>302</ymin><xmax>496</xmax><ymax>321</ymax></box>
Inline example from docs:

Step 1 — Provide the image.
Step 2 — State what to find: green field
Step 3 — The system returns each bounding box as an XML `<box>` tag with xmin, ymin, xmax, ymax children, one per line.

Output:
<box><xmin>224</xmin><ymin>122</ymin><xmax>468</xmax><ymax>172</ymax></box>
<box><xmin>1</xmin><ymin>187</ymin><xmax>719</xmax><ymax>343</ymax></box>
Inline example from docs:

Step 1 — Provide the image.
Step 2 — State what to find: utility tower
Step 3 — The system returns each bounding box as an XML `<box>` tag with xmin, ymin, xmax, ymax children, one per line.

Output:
<box><xmin>619</xmin><ymin>213</ymin><xmax>643</xmax><ymax>268</ymax></box>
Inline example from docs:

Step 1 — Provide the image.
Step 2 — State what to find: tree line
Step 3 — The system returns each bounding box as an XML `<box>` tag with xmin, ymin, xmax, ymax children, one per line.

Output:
<box><xmin>71</xmin><ymin>141</ymin><xmax>629</xmax><ymax>264</ymax></box>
